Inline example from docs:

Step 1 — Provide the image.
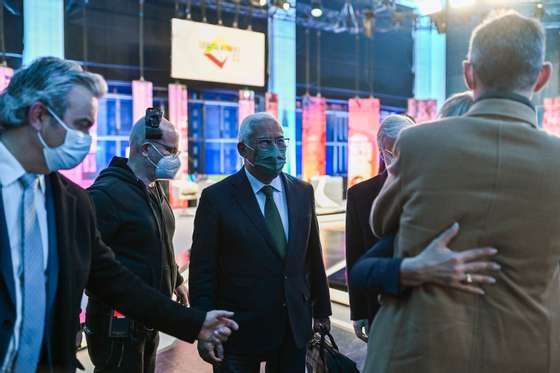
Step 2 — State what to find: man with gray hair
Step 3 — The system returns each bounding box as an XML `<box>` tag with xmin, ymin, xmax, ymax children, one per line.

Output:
<box><xmin>189</xmin><ymin>112</ymin><xmax>331</xmax><ymax>372</ymax></box>
<box><xmin>365</xmin><ymin>10</ymin><xmax>560</xmax><ymax>373</ymax></box>
<box><xmin>345</xmin><ymin>114</ymin><xmax>413</xmax><ymax>341</ymax></box>
<box><xmin>0</xmin><ymin>57</ymin><xmax>237</xmax><ymax>372</ymax></box>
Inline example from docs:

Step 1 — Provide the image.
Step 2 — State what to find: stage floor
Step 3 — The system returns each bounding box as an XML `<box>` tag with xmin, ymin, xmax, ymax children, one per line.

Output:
<box><xmin>78</xmin><ymin>211</ymin><xmax>369</xmax><ymax>372</ymax></box>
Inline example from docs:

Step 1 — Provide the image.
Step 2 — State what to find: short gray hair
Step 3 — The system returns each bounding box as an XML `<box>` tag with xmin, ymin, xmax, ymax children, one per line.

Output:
<box><xmin>377</xmin><ymin>114</ymin><xmax>414</xmax><ymax>150</ymax></box>
<box><xmin>438</xmin><ymin>91</ymin><xmax>474</xmax><ymax>118</ymax></box>
<box><xmin>0</xmin><ymin>56</ymin><xmax>107</xmax><ymax>129</ymax></box>
<box><xmin>468</xmin><ymin>10</ymin><xmax>545</xmax><ymax>91</ymax></box>
<box><xmin>238</xmin><ymin>112</ymin><xmax>278</xmax><ymax>144</ymax></box>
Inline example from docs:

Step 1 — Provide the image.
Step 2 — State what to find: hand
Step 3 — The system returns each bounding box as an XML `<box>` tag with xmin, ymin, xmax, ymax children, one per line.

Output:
<box><xmin>197</xmin><ymin>310</ymin><xmax>239</xmax><ymax>364</ymax></box>
<box><xmin>353</xmin><ymin>319</ymin><xmax>369</xmax><ymax>343</ymax></box>
<box><xmin>174</xmin><ymin>283</ymin><xmax>189</xmax><ymax>305</ymax></box>
<box><xmin>400</xmin><ymin>222</ymin><xmax>500</xmax><ymax>295</ymax></box>
<box><xmin>197</xmin><ymin>339</ymin><xmax>224</xmax><ymax>365</ymax></box>
<box><xmin>313</xmin><ymin>318</ymin><xmax>331</xmax><ymax>334</ymax></box>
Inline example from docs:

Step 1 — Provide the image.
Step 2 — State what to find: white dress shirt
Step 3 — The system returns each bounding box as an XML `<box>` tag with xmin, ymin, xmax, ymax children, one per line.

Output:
<box><xmin>244</xmin><ymin>168</ymin><xmax>289</xmax><ymax>241</ymax></box>
<box><xmin>0</xmin><ymin>141</ymin><xmax>49</xmax><ymax>370</ymax></box>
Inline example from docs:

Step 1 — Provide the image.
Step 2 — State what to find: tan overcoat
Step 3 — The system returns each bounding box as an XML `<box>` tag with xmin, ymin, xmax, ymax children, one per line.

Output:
<box><xmin>365</xmin><ymin>98</ymin><xmax>560</xmax><ymax>373</ymax></box>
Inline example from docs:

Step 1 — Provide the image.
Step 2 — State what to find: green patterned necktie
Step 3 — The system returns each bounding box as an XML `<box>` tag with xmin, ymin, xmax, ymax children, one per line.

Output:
<box><xmin>261</xmin><ymin>185</ymin><xmax>287</xmax><ymax>258</ymax></box>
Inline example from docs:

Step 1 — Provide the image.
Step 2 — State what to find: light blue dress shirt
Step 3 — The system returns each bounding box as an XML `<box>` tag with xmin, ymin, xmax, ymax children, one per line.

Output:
<box><xmin>0</xmin><ymin>141</ymin><xmax>48</xmax><ymax>371</ymax></box>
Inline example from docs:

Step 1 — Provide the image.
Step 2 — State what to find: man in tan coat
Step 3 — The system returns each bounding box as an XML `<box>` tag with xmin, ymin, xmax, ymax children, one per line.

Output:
<box><xmin>365</xmin><ymin>10</ymin><xmax>559</xmax><ymax>373</ymax></box>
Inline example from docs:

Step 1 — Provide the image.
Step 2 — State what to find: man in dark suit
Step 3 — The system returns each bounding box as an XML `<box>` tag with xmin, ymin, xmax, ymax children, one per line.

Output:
<box><xmin>0</xmin><ymin>57</ymin><xmax>237</xmax><ymax>372</ymax></box>
<box><xmin>345</xmin><ymin>115</ymin><xmax>413</xmax><ymax>342</ymax></box>
<box><xmin>189</xmin><ymin>112</ymin><xmax>332</xmax><ymax>373</ymax></box>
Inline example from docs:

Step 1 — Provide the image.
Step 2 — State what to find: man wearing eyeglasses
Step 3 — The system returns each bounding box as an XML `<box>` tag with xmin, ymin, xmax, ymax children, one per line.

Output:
<box><xmin>85</xmin><ymin>116</ymin><xmax>189</xmax><ymax>373</ymax></box>
<box><xmin>189</xmin><ymin>112</ymin><xmax>332</xmax><ymax>373</ymax></box>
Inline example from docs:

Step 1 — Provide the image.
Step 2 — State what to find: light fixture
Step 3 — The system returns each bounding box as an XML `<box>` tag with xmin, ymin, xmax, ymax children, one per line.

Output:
<box><xmin>431</xmin><ymin>10</ymin><xmax>447</xmax><ymax>34</ymax></box>
<box><xmin>363</xmin><ymin>8</ymin><xmax>375</xmax><ymax>38</ymax></box>
<box><xmin>272</xmin><ymin>0</ymin><xmax>290</xmax><ymax>10</ymax></box>
<box><xmin>535</xmin><ymin>2</ymin><xmax>545</xmax><ymax>20</ymax></box>
<box><xmin>250</xmin><ymin>0</ymin><xmax>265</xmax><ymax>7</ymax></box>
<box><xmin>311</xmin><ymin>0</ymin><xmax>323</xmax><ymax>18</ymax></box>
<box><xmin>392</xmin><ymin>10</ymin><xmax>404</xmax><ymax>27</ymax></box>
<box><xmin>334</xmin><ymin>0</ymin><xmax>359</xmax><ymax>34</ymax></box>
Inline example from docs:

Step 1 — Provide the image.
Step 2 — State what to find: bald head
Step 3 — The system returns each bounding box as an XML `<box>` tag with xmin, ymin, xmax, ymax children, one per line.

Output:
<box><xmin>129</xmin><ymin>116</ymin><xmax>178</xmax><ymax>157</ymax></box>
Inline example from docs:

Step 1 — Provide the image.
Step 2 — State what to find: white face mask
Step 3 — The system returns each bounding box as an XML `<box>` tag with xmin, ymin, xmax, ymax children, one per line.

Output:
<box><xmin>144</xmin><ymin>143</ymin><xmax>181</xmax><ymax>180</ymax></box>
<box><xmin>37</xmin><ymin>108</ymin><xmax>92</xmax><ymax>172</ymax></box>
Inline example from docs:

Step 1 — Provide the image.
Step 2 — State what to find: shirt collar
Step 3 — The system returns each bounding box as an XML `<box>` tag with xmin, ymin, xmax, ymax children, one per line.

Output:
<box><xmin>0</xmin><ymin>140</ymin><xmax>45</xmax><ymax>193</ymax></box>
<box><xmin>244</xmin><ymin>167</ymin><xmax>283</xmax><ymax>195</ymax></box>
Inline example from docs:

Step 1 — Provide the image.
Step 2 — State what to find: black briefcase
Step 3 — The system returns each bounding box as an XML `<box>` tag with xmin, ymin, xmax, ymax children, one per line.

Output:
<box><xmin>306</xmin><ymin>332</ymin><xmax>360</xmax><ymax>373</ymax></box>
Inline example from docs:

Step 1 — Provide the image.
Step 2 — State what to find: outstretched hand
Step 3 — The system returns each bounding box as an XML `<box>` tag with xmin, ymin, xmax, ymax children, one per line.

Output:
<box><xmin>400</xmin><ymin>223</ymin><xmax>500</xmax><ymax>295</ymax></box>
<box><xmin>197</xmin><ymin>310</ymin><xmax>239</xmax><ymax>364</ymax></box>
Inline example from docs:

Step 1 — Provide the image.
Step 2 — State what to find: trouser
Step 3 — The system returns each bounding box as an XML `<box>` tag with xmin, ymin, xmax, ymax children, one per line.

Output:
<box><xmin>86</xmin><ymin>328</ymin><xmax>159</xmax><ymax>373</ymax></box>
<box><xmin>213</xmin><ymin>323</ymin><xmax>306</xmax><ymax>373</ymax></box>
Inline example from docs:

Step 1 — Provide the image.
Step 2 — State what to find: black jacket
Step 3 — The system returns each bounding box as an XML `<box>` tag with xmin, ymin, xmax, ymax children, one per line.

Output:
<box><xmin>345</xmin><ymin>172</ymin><xmax>387</xmax><ymax>322</ymax></box>
<box><xmin>87</xmin><ymin>157</ymin><xmax>182</xmax><ymax>301</ymax></box>
<box><xmin>0</xmin><ymin>172</ymin><xmax>205</xmax><ymax>372</ymax></box>
<box><xmin>188</xmin><ymin>169</ymin><xmax>332</xmax><ymax>354</ymax></box>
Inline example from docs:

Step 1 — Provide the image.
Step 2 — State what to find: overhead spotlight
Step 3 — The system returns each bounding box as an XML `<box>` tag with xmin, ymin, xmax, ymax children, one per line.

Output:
<box><xmin>250</xmin><ymin>0</ymin><xmax>267</xmax><ymax>6</ymax></box>
<box><xmin>392</xmin><ymin>10</ymin><xmax>404</xmax><ymax>28</ymax></box>
<box><xmin>362</xmin><ymin>8</ymin><xmax>375</xmax><ymax>38</ymax></box>
<box><xmin>431</xmin><ymin>11</ymin><xmax>447</xmax><ymax>34</ymax></box>
<box><xmin>272</xmin><ymin>0</ymin><xmax>290</xmax><ymax>10</ymax></box>
<box><xmin>535</xmin><ymin>2</ymin><xmax>545</xmax><ymax>20</ymax></box>
<box><xmin>311</xmin><ymin>0</ymin><xmax>323</xmax><ymax>18</ymax></box>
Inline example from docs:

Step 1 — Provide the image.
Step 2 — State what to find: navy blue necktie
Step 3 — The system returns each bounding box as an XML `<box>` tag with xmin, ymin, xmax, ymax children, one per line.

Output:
<box><xmin>14</xmin><ymin>174</ymin><xmax>46</xmax><ymax>372</ymax></box>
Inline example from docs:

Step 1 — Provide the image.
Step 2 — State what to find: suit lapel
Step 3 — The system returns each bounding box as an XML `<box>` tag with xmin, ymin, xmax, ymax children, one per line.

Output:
<box><xmin>45</xmin><ymin>178</ymin><xmax>59</xmax><ymax>313</ymax></box>
<box><xmin>231</xmin><ymin>169</ymin><xmax>283</xmax><ymax>261</ymax></box>
<box><xmin>0</xmin><ymin>188</ymin><xmax>16</xmax><ymax>306</ymax></box>
<box><xmin>281</xmin><ymin>174</ymin><xmax>298</xmax><ymax>261</ymax></box>
<box><xmin>49</xmin><ymin>173</ymin><xmax>76</xmax><ymax>315</ymax></box>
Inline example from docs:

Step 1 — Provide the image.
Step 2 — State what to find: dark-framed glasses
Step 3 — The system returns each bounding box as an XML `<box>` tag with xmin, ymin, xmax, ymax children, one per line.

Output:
<box><xmin>253</xmin><ymin>137</ymin><xmax>290</xmax><ymax>150</ymax></box>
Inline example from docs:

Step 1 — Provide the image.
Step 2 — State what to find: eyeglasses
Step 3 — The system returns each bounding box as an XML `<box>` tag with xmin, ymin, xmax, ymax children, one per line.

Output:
<box><xmin>147</xmin><ymin>142</ymin><xmax>181</xmax><ymax>157</ymax></box>
<box><xmin>252</xmin><ymin>137</ymin><xmax>290</xmax><ymax>150</ymax></box>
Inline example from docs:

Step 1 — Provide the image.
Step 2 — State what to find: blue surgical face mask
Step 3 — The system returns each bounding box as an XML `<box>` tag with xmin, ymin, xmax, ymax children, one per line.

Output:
<box><xmin>144</xmin><ymin>143</ymin><xmax>181</xmax><ymax>180</ymax></box>
<box><xmin>37</xmin><ymin>107</ymin><xmax>92</xmax><ymax>172</ymax></box>
<box><xmin>244</xmin><ymin>144</ymin><xmax>286</xmax><ymax>179</ymax></box>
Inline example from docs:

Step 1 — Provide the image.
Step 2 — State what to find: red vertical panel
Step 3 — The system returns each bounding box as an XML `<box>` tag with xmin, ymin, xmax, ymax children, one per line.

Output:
<box><xmin>543</xmin><ymin>97</ymin><xmax>560</xmax><ymax>137</ymax></box>
<box><xmin>238</xmin><ymin>90</ymin><xmax>255</xmax><ymax>126</ymax></box>
<box><xmin>132</xmin><ymin>80</ymin><xmax>153</xmax><ymax>123</ymax></box>
<box><xmin>348</xmin><ymin>98</ymin><xmax>381</xmax><ymax>187</ymax></box>
<box><xmin>168</xmin><ymin>83</ymin><xmax>189</xmax><ymax>209</ymax></box>
<box><xmin>0</xmin><ymin>66</ymin><xmax>13</xmax><ymax>92</ymax></box>
<box><xmin>407</xmin><ymin>98</ymin><xmax>437</xmax><ymax>123</ymax></box>
<box><xmin>266</xmin><ymin>92</ymin><xmax>279</xmax><ymax>120</ymax></box>
<box><xmin>302</xmin><ymin>95</ymin><xmax>326</xmax><ymax>181</ymax></box>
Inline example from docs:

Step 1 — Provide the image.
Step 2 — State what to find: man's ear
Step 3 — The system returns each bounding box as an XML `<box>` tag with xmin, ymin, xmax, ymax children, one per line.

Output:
<box><xmin>28</xmin><ymin>102</ymin><xmax>47</xmax><ymax>131</ymax></box>
<box><xmin>237</xmin><ymin>142</ymin><xmax>247</xmax><ymax>158</ymax></box>
<box><xmin>533</xmin><ymin>62</ymin><xmax>552</xmax><ymax>93</ymax></box>
<box><xmin>463</xmin><ymin>61</ymin><xmax>476</xmax><ymax>90</ymax></box>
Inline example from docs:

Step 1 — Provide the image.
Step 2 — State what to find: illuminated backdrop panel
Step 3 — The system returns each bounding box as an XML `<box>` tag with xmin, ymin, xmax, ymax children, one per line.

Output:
<box><xmin>171</xmin><ymin>19</ymin><xmax>265</xmax><ymax>87</ymax></box>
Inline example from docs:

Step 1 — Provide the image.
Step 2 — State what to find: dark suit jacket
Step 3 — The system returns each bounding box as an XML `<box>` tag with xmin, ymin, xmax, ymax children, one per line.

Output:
<box><xmin>345</xmin><ymin>172</ymin><xmax>387</xmax><ymax>321</ymax></box>
<box><xmin>188</xmin><ymin>169</ymin><xmax>331</xmax><ymax>354</ymax></box>
<box><xmin>0</xmin><ymin>172</ymin><xmax>205</xmax><ymax>372</ymax></box>
<box><xmin>348</xmin><ymin>235</ymin><xmax>402</xmax><ymax>296</ymax></box>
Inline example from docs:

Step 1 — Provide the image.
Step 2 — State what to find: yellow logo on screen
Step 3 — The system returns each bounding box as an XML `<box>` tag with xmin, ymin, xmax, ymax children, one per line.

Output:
<box><xmin>201</xmin><ymin>38</ymin><xmax>240</xmax><ymax>69</ymax></box>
